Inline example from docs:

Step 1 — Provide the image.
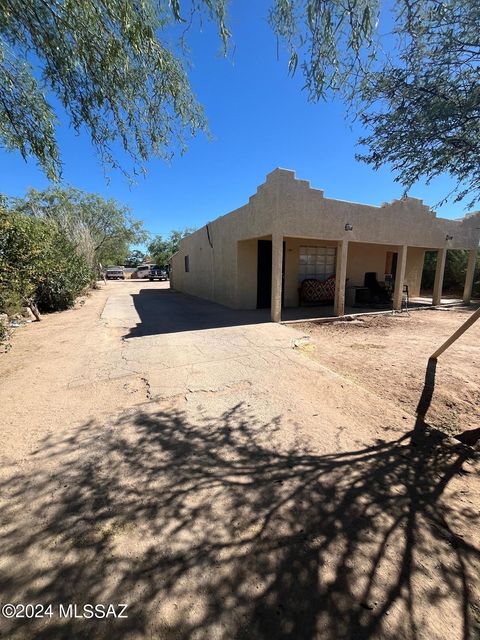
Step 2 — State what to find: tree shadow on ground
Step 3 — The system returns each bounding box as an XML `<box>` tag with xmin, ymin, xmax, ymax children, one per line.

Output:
<box><xmin>0</xmin><ymin>373</ymin><xmax>478</xmax><ymax>639</ymax></box>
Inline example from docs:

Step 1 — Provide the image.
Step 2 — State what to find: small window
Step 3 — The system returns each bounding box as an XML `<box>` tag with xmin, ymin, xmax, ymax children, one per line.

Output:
<box><xmin>184</xmin><ymin>255</ymin><xmax>190</xmax><ymax>272</ymax></box>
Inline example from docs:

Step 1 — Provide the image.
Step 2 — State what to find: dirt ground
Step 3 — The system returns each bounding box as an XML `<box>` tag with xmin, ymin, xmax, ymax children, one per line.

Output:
<box><xmin>294</xmin><ymin>307</ymin><xmax>480</xmax><ymax>438</ymax></box>
<box><xmin>0</xmin><ymin>282</ymin><xmax>478</xmax><ymax>640</ymax></box>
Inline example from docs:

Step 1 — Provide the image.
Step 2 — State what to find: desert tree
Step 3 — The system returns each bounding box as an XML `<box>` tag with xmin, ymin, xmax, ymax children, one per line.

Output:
<box><xmin>148</xmin><ymin>228</ymin><xmax>195</xmax><ymax>266</ymax></box>
<box><xmin>270</xmin><ymin>0</ymin><xmax>480</xmax><ymax>206</ymax></box>
<box><xmin>13</xmin><ymin>187</ymin><xmax>148</xmax><ymax>267</ymax></box>
<box><xmin>0</xmin><ymin>0</ymin><xmax>229</xmax><ymax>179</ymax></box>
<box><xmin>2</xmin><ymin>1</ymin><xmax>479</xmax><ymax>207</ymax></box>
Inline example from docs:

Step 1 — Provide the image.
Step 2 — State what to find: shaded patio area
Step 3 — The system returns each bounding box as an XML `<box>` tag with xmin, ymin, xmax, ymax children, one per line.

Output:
<box><xmin>237</xmin><ymin>233</ymin><xmax>477</xmax><ymax>323</ymax></box>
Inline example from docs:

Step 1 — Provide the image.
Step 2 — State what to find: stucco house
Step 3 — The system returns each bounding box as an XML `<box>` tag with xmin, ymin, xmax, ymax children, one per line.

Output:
<box><xmin>171</xmin><ymin>168</ymin><xmax>480</xmax><ymax>322</ymax></box>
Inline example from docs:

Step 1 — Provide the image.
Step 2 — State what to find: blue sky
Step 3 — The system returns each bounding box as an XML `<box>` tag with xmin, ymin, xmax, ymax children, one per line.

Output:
<box><xmin>0</xmin><ymin>2</ymin><xmax>470</xmax><ymax>241</ymax></box>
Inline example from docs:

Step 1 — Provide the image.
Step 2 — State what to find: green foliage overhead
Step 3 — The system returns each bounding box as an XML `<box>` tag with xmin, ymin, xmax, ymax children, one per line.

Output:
<box><xmin>148</xmin><ymin>228</ymin><xmax>195</xmax><ymax>267</ymax></box>
<box><xmin>356</xmin><ymin>1</ymin><xmax>480</xmax><ymax>208</ymax></box>
<box><xmin>270</xmin><ymin>0</ymin><xmax>379</xmax><ymax>100</ymax></box>
<box><xmin>270</xmin><ymin>0</ymin><xmax>480</xmax><ymax>207</ymax></box>
<box><xmin>1</xmin><ymin>0</ymin><xmax>479</xmax><ymax>207</ymax></box>
<box><xmin>0</xmin><ymin>0</ymin><xmax>228</xmax><ymax>179</ymax></box>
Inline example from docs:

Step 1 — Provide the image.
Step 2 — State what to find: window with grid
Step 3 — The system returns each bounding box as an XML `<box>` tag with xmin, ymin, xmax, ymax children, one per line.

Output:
<box><xmin>298</xmin><ymin>246</ymin><xmax>336</xmax><ymax>282</ymax></box>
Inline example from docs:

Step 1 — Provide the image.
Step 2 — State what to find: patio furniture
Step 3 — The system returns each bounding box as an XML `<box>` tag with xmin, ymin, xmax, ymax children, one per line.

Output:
<box><xmin>299</xmin><ymin>275</ymin><xmax>336</xmax><ymax>305</ymax></box>
<box><xmin>346</xmin><ymin>286</ymin><xmax>370</xmax><ymax>307</ymax></box>
<box><xmin>364</xmin><ymin>272</ymin><xmax>392</xmax><ymax>305</ymax></box>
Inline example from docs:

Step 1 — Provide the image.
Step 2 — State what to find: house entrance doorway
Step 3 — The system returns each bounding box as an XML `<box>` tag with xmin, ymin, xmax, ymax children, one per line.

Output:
<box><xmin>256</xmin><ymin>240</ymin><xmax>285</xmax><ymax>308</ymax></box>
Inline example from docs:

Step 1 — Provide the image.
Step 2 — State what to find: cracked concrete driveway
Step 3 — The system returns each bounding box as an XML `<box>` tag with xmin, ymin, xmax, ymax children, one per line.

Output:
<box><xmin>0</xmin><ymin>281</ymin><xmax>478</xmax><ymax>640</ymax></box>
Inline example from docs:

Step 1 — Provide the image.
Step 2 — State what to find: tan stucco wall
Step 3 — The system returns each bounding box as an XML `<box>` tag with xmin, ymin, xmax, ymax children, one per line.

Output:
<box><xmin>269</xmin><ymin>169</ymin><xmax>480</xmax><ymax>250</ymax></box>
<box><xmin>171</xmin><ymin>168</ymin><xmax>480</xmax><ymax>309</ymax></box>
<box><xmin>346</xmin><ymin>243</ymin><xmax>390</xmax><ymax>288</ymax></box>
<box><xmin>170</xmin><ymin>228</ymin><xmax>215</xmax><ymax>301</ymax></box>
<box><xmin>237</xmin><ymin>239</ymin><xmax>258</xmax><ymax>309</ymax></box>
<box><xmin>170</xmin><ymin>201</ymin><xmax>273</xmax><ymax>309</ymax></box>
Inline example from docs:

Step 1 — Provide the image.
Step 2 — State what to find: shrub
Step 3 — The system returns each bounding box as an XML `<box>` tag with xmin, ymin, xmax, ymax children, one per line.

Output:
<box><xmin>0</xmin><ymin>288</ymin><xmax>23</xmax><ymax>317</ymax></box>
<box><xmin>0</xmin><ymin>210</ymin><xmax>94</xmax><ymax>315</ymax></box>
<box><xmin>36</xmin><ymin>246</ymin><xmax>93</xmax><ymax>312</ymax></box>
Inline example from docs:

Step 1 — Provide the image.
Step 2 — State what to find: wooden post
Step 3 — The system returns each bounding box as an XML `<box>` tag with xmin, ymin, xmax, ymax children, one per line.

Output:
<box><xmin>432</xmin><ymin>248</ymin><xmax>447</xmax><ymax>306</ymax></box>
<box><xmin>393</xmin><ymin>244</ymin><xmax>408</xmax><ymax>311</ymax></box>
<box><xmin>463</xmin><ymin>249</ymin><xmax>477</xmax><ymax>304</ymax></box>
<box><xmin>431</xmin><ymin>306</ymin><xmax>480</xmax><ymax>359</ymax></box>
<box><xmin>271</xmin><ymin>233</ymin><xmax>283</xmax><ymax>322</ymax></box>
<box><xmin>334</xmin><ymin>239</ymin><xmax>349</xmax><ymax>317</ymax></box>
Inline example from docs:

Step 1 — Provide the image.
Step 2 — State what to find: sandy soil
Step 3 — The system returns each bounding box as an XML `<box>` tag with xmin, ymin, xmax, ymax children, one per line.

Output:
<box><xmin>293</xmin><ymin>307</ymin><xmax>480</xmax><ymax>438</ymax></box>
<box><xmin>0</xmin><ymin>283</ymin><xmax>478</xmax><ymax>640</ymax></box>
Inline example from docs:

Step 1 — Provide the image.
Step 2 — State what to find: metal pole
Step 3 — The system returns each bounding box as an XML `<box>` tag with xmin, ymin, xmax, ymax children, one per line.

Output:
<box><xmin>431</xmin><ymin>306</ymin><xmax>480</xmax><ymax>359</ymax></box>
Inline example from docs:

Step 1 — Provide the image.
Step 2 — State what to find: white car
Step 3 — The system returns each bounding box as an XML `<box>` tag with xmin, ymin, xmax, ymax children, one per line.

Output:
<box><xmin>106</xmin><ymin>266</ymin><xmax>125</xmax><ymax>280</ymax></box>
<box><xmin>136</xmin><ymin>264</ymin><xmax>156</xmax><ymax>279</ymax></box>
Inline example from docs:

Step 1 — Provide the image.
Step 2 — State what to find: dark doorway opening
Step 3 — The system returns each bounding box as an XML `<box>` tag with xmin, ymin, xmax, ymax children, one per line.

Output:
<box><xmin>420</xmin><ymin>250</ymin><xmax>437</xmax><ymax>295</ymax></box>
<box><xmin>256</xmin><ymin>240</ymin><xmax>285</xmax><ymax>309</ymax></box>
<box><xmin>385</xmin><ymin>251</ymin><xmax>398</xmax><ymax>283</ymax></box>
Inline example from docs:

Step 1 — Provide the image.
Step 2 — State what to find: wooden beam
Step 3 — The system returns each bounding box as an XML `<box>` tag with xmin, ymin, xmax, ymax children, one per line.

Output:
<box><xmin>431</xmin><ymin>306</ymin><xmax>480</xmax><ymax>359</ymax></box>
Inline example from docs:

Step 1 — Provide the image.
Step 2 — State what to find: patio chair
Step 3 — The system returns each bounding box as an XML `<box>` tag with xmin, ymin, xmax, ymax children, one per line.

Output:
<box><xmin>364</xmin><ymin>272</ymin><xmax>392</xmax><ymax>305</ymax></box>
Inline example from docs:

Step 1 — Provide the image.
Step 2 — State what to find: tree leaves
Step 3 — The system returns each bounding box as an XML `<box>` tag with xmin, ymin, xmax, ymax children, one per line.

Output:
<box><xmin>1</xmin><ymin>0</ymin><xmax>479</xmax><ymax>207</ymax></box>
<box><xmin>0</xmin><ymin>0</ymin><xmax>229</xmax><ymax>179</ymax></box>
<box><xmin>0</xmin><ymin>50</ymin><xmax>59</xmax><ymax>179</ymax></box>
<box><xmin>0</xmin><ymin>208</ymin><xmax>93</xmax><ymax>313</ymax></box>
<box><xmin>356</xmin><ymin>1</ymin><xmax>480</xmax><ymax>207</ymax></box>
<box><xmin>271</xmin><ymin>0</ymin><xmax>480</xmax><ymax>206</ymax></box>
<box><xmin>270</xmin><ymin>0</ymin><xmax>380</xmax><ymax>101</ymax></box>
<box><xmin>148</xmin><ymin>228</ymin><xmax>195</xmax><ymax>267</ymax></box>
<box><xmin>12</xmin><ymin>186</ymin><xmax>148</xmax><ymax>266</ymax></box>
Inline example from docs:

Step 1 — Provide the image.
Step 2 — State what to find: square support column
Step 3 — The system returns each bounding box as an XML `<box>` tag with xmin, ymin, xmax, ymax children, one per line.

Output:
<box><xmin>432</xmin><ymin>248</ymin><xmax>447</xmax><ymax>306</ymax></box>
<box><xmin>334</xmin><ymin>239</ymin><xmax>349</xmax><ymax>317</ymax></box>
<box><xmin>393</xmin><ymin>244</ymin><xmax>408</xmax><ymax>311</ymax></box>
<box><xmin>463</xmin><ymin>249</ymin><xmax>477</xmax><ymax>304</ymax></box>
<box><xmin>271</xmin><ymin>233</ymin><xmax>283</xmax><ymax>322</ymax></box>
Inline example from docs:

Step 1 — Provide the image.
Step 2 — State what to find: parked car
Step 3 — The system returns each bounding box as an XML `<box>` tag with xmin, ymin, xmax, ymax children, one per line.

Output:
<box><xmin>106</xmin><ymin>266</ymin><xmax>125</xmax><ymax>280</ymax></box>
<box><xmin>136</xmin><ymin>264</ymin><xmax>156</xmax><ymax>279</ymax></box>
<box><xmin>149</xmin><ymin>267</ymin><xmax>169</xmax><ymax>281</ymax></box>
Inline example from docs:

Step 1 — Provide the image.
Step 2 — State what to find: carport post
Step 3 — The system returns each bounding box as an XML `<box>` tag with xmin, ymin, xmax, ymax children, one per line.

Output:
<box><xmin>334</xmin><ymin>239</ymin><xmax>349</xmax><ymax>317</ymax></box>
<box><xmin>463</xmin><ymin>249</ymin><xmax>477</xmax><ymax>304</ymax></box>
<box><xmin>393</xmin><ymin>244</ymin><xmax>408</xmax><ymax>311</ymax></box>
<box><xmin>432</xmin><ymin>248</ymin><xmax>447</xmax><ymax>306</ymax></box>
<box><xmin>271</xmin><ymin>232</ymin><xmax>283</xmax><ymax>322</ymax></box>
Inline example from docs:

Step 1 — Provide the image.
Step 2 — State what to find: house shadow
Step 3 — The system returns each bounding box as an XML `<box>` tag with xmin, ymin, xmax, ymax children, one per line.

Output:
<box><xmin>0</xmin><ymin>366</ymin><xmax>478</xmax><ymax>639</ymax></box>
<box><xmin>125</xmin><ymin>288</ymin><xmax>272</xmax><ymax>338</ymax></box>
<box><xmin>121</xmin><ymin>288</ymin><xmax>476</xmax><ymax>340</ymax></box>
